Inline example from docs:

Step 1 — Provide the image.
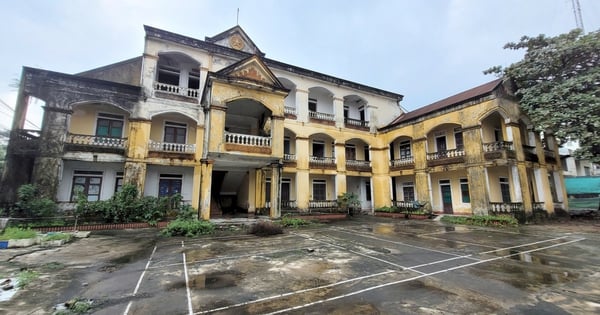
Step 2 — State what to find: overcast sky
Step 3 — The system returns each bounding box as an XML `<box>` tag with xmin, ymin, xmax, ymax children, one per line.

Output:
<box><xmin>1</xmin><ymin>0</ymin><xmax>598</xmax><ymax>130</ymax></box>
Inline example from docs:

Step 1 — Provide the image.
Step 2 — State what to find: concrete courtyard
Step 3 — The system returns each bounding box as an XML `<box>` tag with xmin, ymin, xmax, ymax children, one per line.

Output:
<box><xmin>1</xmin><ymin>216</ymin><xmax>600</xmax><ymax>314</ymax></box>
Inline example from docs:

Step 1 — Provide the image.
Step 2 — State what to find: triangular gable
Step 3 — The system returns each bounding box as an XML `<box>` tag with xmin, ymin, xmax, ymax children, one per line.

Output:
<box><xmin>216</xmin><ymin>55</ymin><xmax>286</xmax><ymax>90</ymax></box>
<box><xmin>205</xmin><ymin>25</ymin><xmax>264</xmax><ymax>56</ymax></box>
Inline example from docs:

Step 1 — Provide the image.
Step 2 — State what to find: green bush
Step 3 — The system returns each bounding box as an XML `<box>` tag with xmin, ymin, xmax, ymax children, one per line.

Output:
<box><xmin>161</xmin><ymin>219</ymin><xmax>215</xmax><ymax>237</ymax></box>
<box><xmin>375</xmin><ymin>206</ymin><xmax>399</xmax><ymax>213</ymax></box>
<box><xmin>280</xmin><ymin>216</ymin><xmax>309</xmax><ymax>228</ymax></box>
<box><xmin>42</xmin><ymin>232</ymin><xmax>71</xmax><ymax>242</ymax></box>
<box><xmin>441</xmin><ymin>215</ymin><xmax>518</xmax><ymax>227</ymax></box>
<box><xmin>12</xmin><ymin>184</ymin><xmax>58</xmax><ymax>218</ymax></box>
<box><xmin>0</xmin><ymin>227</ymin><xmax>37</xmax><ymax>240</ymax></box>
<box><xmin>17</xmin><ymin>270</ymin><xmax>39</xmax><ymax>288</ymax></box>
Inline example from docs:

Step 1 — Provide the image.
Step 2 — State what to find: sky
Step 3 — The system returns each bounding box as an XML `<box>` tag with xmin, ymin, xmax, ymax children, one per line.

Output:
<box><xmin>0</xmin><ymin>0</ymin><xmax>599</xmax><ymax>130</ymax></box>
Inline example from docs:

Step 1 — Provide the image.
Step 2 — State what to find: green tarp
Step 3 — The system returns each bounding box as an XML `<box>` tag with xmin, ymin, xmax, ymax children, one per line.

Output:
<box><xmin>565</xmin><ymin>177</ymin><xmax>600</xmax><ymax>195</ymax></box>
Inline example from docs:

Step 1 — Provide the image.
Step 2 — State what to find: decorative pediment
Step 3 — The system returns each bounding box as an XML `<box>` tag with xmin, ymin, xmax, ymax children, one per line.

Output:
<box><xmin>205</xmin><ymin>26</ymin><xmax>264</xmax><ymax>56</ymax></box>
<box><xmin>216</xmin><ymin>55</ymin><xmax>286</xmax><ymax>90</ymax></box>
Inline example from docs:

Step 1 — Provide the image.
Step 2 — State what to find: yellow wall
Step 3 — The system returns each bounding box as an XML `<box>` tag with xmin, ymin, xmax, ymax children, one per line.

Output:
<box><xmin>69</xmin><ymin>103</ymin><xmax>129</xmax><ymax>136</ymax></box>
<box><xmin>149</xmin><ymin>114</ymin><xmax>197</xmax><ymax>144</ymax></box>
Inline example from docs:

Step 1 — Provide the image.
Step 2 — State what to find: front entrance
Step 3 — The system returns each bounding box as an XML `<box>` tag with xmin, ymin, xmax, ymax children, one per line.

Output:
<box><xmin>440</xmin><ymin>180</ymin><xmax>453</xmax><ymax>214</ymax></box>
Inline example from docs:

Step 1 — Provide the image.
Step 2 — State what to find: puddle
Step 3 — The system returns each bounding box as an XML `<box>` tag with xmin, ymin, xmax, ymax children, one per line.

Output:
<box><xmin>474</xmin><ymin>262</ymin><xmax>579</xmax><ymax>289</ymax></box>
<box><xmin>0</xmin><ymin>278</ymin><xmax>18</xmax><ymax>302</ymax></box>
<box><xmin>185</xmin><ymin>245</ymin><xmax>230</xmax><ymax>263</ymax></box>
<box><xmin>373</xmin><ymin>223</ymin><xmax>396</xmax><ymax>235</ymax></box>
<box><xmin>499</xmin><ymin>250</ymin><xmax>572</xmax><ymax>268</ymax></box>
<box><xmin>110</xmin><ymin>247</ymin><xmax>151</xmax><ymax>264</ymax></box>
<box><xmin>189</xmin><ymin>270</ymin><xmax>243</xmax><ymax>290</ymax></box>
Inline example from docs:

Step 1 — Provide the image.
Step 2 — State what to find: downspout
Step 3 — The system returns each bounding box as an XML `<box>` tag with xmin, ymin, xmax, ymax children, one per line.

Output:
<box><xmin>202</xmin><ymin>81</ymin><xmax>212</xmax><ymax>160</ymax></box>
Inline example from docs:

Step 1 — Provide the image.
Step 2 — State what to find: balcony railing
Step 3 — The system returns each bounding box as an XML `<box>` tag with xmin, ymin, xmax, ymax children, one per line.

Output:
<box><xmin>224</xmin><ymin>132</ymin><xmax>271</xmax><ymax>147</ymax></box>
<box><xmin>346</xmin><ymin>160</ymin><xmax>371</xmax><ymax>167</ymax></box>
<box><xmin>390</xmin><ymin>156</ymin><xmax>414</xmax><ymax>167</ymax></box>
<box><xmin>426</xmin><ymin>148</ymin><xmax>465</xmax><ymax>161</ymax></box>
<box><xmin>66</xmin><ymin>133</ymin><xmax>127</xmax><ymax>149</ymax></box>
<box><xmin>309</xmin><ymin>111</ymin><xmax>335</xmax><ymax>121</ymax></box>
<box><xmin>344</xmin><ymin>117</ymin><xmax>368</xmax><ymax>128</ymax></box>
<box><xmin>309</xmin><ymin>200</ymin><xmax>338</xmax><ymax>209</ymax></box>
<box><xmin>483</xmin><ymin>141</ymin><xmax>514</xmax><ymax>152</ymax></box>
<box><xmin>284</xmin><ymin>106</ymin><xmax>297</xmax><ymax>115</ymax></box>
<box><xmin>309</xmin><ymin>156</ymin><xmax>336</xmax><ymax>166</ymax></box>
<box><xmin>283</xmin><ymin>153</ymin><xmax>297</xmax><ymax>161</ymax></box>
<box><xmin>523</xmin><ymin>145</ymin><xmax>539</xmax><ymax>162</ymax></box>
<box><xmin>148</xmin><ymin>140</ymin><xmax>196</xmax><ymax>153</ymax></box>
<box><xmin>281</xmin><ymin>200</ymin><xmax>297</xmax><ymax>210</ymax></box>
<box><xmin>154</xmin><ymin>82</ymin><xmax>199</xmax><ymax>98</ymax></box>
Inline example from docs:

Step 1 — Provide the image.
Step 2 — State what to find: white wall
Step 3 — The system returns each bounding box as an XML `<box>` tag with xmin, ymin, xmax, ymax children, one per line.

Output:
<box><xmin>57</xmin><ymin>161</ymin><xmax>124</xmax><ymax>202</ymax></box>
<box><xmin>144</xmin><ymin>165</ymin><xmax>194</xmax><ymax>203</ymax></box>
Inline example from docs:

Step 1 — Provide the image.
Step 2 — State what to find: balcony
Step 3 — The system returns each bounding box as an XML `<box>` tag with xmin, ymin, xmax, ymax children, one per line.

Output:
<box><xmin>544</xmin><ymin>149</ymin><xmax>557</xmax><ymax>163</ymax></box>
<box><xmin>308</xmin><ymin>200</ymin><xmax>340</xmax><ymax>213</ymax></box>
<box><xmin>309</xmin><ymin>111</ymin><xmax>335</xmax><ymax>125</ymax></box>
<box><xmin>344</xmin><ymin>117</ymin><xmax>369</xmax><ymax>130</ymax></box>
<box><xmin>346</xmin><ymin>159</ymin><xmax>371</xmax><ymax>172</ymax></box>
<box><xmin>224</xmin><ymin>132</ymin><xmax>272</xmax><ymax>154</ymax></box>
<box><xmin>426</xmin><ymin>148</ymin><xmax>465</xmax><ymax>166</ymax></box>
<box><xmin>64</xmin><ymin>133</ymin><xmax>127</xmax><ymax>154</ymax></box>
<box><xmin>284</xmin><ymin>106</ymin><xmax>297</xmax><ymax>118</ymax></box>
<box><xmin>148</xmin><ymin>140</ymin><xmax>195</xmax><ymax>154</ymax></box>
<box><xmin>483</xmin><ymin>141</ymin><xmax>515</xmax><ymax>160</ymax></box>
<box><xmin>390</xmin><ymin>156</ymin><xmax>414</xmax><ymax>170</ymax></box>
<box><xmin>523</xmin><ymin>145</ymin><xmax>539</xmax><ymax>163</ymax></box>
<box><xmin>283</xmin><ymin>153</ymin><xmax>297</xmax><ymax>167</ymax></box>
<box><xmin>489</xmin><ymin>202</ymin><xmax>526</xmax><ymax>223</ymax></box>
<box><xmin>309</xmin><ymin>156</ymin><xmax>336</xmax><ymax>169</ymax></box>
<box><xmin>9</xmin><ymin>129</ymin><xmax>41</xmax><ymax>155</ymax></box>
<box><xmin>153</xmin><ymin>82</ymin><xmax>199</xmax><ymax>102</ymax></box>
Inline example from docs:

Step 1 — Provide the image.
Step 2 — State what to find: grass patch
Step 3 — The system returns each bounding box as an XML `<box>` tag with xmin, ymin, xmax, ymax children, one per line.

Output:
<box><xmin>161</xmin><ymin>219</ymin><xmax>215</xmax><ymax>237</ymax></box>
<box><xmin>249</xmin><ymin>221</ymin><xmax>283</xmax><ymax>236</ymax></box>
<box><xmin>280</xmin><ymin>216</ymin><xmax>310</xmax><ymax>228</ymax></box>
<box><xmin>0</xmin><ymin>227</ymin><xmax>37</xmax><ymax>240</ymax></box>
<box><xmin>375</xmin><ymin>206</ymin><xmax>399</xmax><ymax>213</ymax></box>
<box><xmin>17</xmin><ymin>270</ymin><xmax>39</xmax><ymax>288</ymax></box>
<box><xmin>42</xmin><ymin>232</ymin><xmax>72</xmax><ymax>242</ymax></box>
<box><xmin>441</xmin><ymin>215</ymin><xmax>518</xmax><ymax>227</ymax></box>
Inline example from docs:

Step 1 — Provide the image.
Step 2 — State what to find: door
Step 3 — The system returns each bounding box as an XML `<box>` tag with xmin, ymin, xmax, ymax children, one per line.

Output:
<box><xmin>436</xmin><ymin>136</ymin><xmax>447</xmax><ymax>156</ymax></box>
<box><xmin>440</xmin><ymin>180</ymin><xmax>453</xmax><ymax>214</ymax></box>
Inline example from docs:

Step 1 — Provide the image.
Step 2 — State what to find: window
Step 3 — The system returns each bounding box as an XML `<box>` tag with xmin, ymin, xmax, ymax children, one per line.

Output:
<box><xmin>494</xmin><ymin>127</ymin><xmax>503</xmax><ymax>142</ymax></box>
<box><xmin>499</xmin><ymin>177</ymin><xmax>511</xmax><ymax>203</ymax></box>
<box><xmin>281</xmin><ymin>178</ymin><xmax>291</xmax><ymax>201</ymax></box>
<box><xmin>454</xmin><ymin>127</ymin><xmax>464</xmax><ymax>150</ymax></box>
<box><xmin>364</xmin><ymin>146</ymin><xmax>370</xmax><ymax>161</ymax></box>
<box><xmin>435</xmin><ymin>135</ymin><xmax>447</xmax><ymax>152</ymax></box>
<box><xmin>159</xmin><ymin>174</ymin><xmax>182</xmax><ymax>197</ymax></box>
<box><xmin>188</xmin><ymin>70</ymin><xmax>200</xmax><ymax>90</ymax></box>
<box><xmin>164</xmin><ymin>121</ymin><xmax>187</xmax><ymax>144</ymax></box>
<box><xmin>399</xmin><ymin>140</ymin><xmax>411</xmax><ymax>159</ymax></box>
<box><xmin>345</xmin><ymin>144</ymin><xmax>356</xmax><ymax>160</ymax></box>
<box><xmin>266</xmin><ymin>178</ymin><xmax>271</xmax><ymax>203</ymax></box>
<box><xmin>460</xmin><ymin>178</ymin><xmax>470</xmax><ymax>203</ymax></box>
<box><xmin>359</xmin><ymin>106</ymin><xmax>365</xmax><ymax>121</ymax></box>
<box><xmin>343</xmin><ymin>105</ymin><xmax>349</xmax><ymax>119</ymax></box>
<box><xmin>312</xmin><ymin>179</ymin><xmax>326</xmax><ymax>200</ymax></box>
<box><xmin>71</xmin><ymin>171</ymin><xmax>103</xmax><ymax>202</ymax></box>
<box><xmin>157</xmin><ymin>65</ymin><xmax>180</xmax><ymax>86</ymax></box>
<box><xmin>312</xmin><ymin>140</ymin><xmax>325</xmax><ymax>157</ymax></box>
<box><xmin>402</xmin><ymin>182</ymin><xmax>415</xmax><ymax>202</ymax></box>
<box><xmin>115</xmin><ymin>172</ymin><xmax>124</xmax><ymax>193</ymax></box>
<box><xmin>284</xmin><ymin>137</ymin><xmax>291</xmax><ymax>155</ymax></box>
<box><xmin>96</xmin><ymin>113</ymin><xmax>124</xmax><ymax>138</ymax></box>
<box><xmin>308</xmin><ymin>98</ymin><xmax>317</xmax><ymax>112</ymax></box>
<box><xmin>365</xmin><ymin>181</ymin><xmax>371</xmax><ymax>201</ymax></box>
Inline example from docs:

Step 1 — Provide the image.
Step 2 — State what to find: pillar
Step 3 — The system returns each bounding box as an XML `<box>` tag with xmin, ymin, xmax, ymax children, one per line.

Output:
<box><xmin>140</xmin><ymin>53</ymin><xmax>158</xmax><ymax>97</ymax></box>
<box><xmin>199</xmin><ymin>159</ymin><xmax>214</xmax><ymax>220</ymax></box>
<box><xmin>296</xmin><ymin>89</ymin><xmax>309</xmax><ymax>123</ymax></box>
<box><xmin>334</xmin><ymin>97</ymin><xmax>344</xmax><ymax>128</ymax></box>
<box><xmin>295</xmin><ymin>136</ymin><xmax>310</xmax><ymax>211</ymax></box>
<box><xmin>270</xmin><ymin>162</ymin><xmax>282</xmax><ymax>218</ymax></box>
<box><xmin>191</xmin><ymin>165</ymin><xmax>202</xmax><ymax>211</ymax></box>
<box><xmin>467</xmin><ymin>166</ymin><xmax>489</xmax><ymax>215</ymax></box>
<box><xmin>370</xmin><ymin>146</ymin><xmax>391</xmax><ymax>209</ymax></box>
<box><xmin>335</xmin><ymin>142</ymin><xmax>347</xmax><ymax>197</ymax></box>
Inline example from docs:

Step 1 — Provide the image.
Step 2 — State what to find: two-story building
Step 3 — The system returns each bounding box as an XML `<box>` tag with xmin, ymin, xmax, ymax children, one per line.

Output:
<box><xmin>0</xmin><ymin>25</ymin><xmax>568</xmax><ymax>219</ymax></box>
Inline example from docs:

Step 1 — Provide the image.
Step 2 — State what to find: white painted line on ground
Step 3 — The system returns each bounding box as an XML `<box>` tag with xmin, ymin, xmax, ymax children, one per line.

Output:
<box><xmin>183</xmin><ymin>251</ymin><xmax>194</xmax><ymax>315</ymax></box>
<box><xmin>123</xmin><ymin>245</ymin><xmax>157</xmax><ymax>315</ymax></box>
<box><xmin>479</xmin><ymin>236</ymin><xmax>569</xmax><ymax>255</ymax></box>
<box><xmin>263</xmin><ymin>237</ymin><xmax>586</xmax><ymax>315</ymax></box>
<box><xmin>194</xmin><ymin>270</ymin><xmax>397</xmax><ymax>314</ymax></box>
<box><xmin>330</xmin><ymin>227</ymin><xmax>477</xmax><ymax>259</ymax></box>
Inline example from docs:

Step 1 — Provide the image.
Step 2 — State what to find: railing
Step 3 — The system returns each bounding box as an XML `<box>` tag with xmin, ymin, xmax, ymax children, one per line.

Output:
<box><xmin>426</xmin><ymin>148</ymin><xmax>465</xmax><ymax>160</ymax></box>
<box><xmin>523</xmin><ymin>145</ymin><xmax>539</xmax><ymax>162</ymax></box>
<box><xmin>483</xmin><ymin>141</ymin><xmax>514</xmax><ymax>152</ymax></box>
<box><xmin>225</xmin><ymin>132</ymin><xmax>271</xmax><ymax>147</ymax></box>
<box><xmin>148</xmin><ymin>140</ymin><xmax>196</xmax><ymax>153</ymax></box>
<box><xmin>344</xmin><ymin>117</ymin><xmax>368</xmax><ymax>128</ymax></box>
<box><xmin>309</xmin><ymin>200</ymin><xmax>338</xmax><ymax>209</ymax></box>
<box><xmin>13</xmin><ymin>129</ymin><xmax>41</xmax><ymax>140</ymax></box>
<box><xmin>489</xmin><ymin>202</ymin><xmax>524</xmax><ymax>214</ymax></box>
<box><xmin>533</xmin><ymin>202</ymin><xmax>545</xmax><ymax>211</ymax></box>
<box><xmin>153</xmin><ymin>82</ymin><xmax>199</xmax><ymax>98</ymax></box>
<box><xmin>391</xmin><ymin>200</ymin><xmax>421</xmax><ymax>210</ymax></box>
<box><xmin>309</xmin><ymin>156</ymin><xmax>336</xmax><ymax>166</ymax></box>
<box><xmin>283</xmin><ymin>153</ymin><xmax>296</xmax><ymax>161</ymax></box>
<box><xmin>346</xmin><ymin>160</ymin><xmax>371</xmax><ymax>167</ymax></box>
<box><xmin>390</xmin><ymin>156</ymin><xmax>414</xmax><ymax>167</ymax></box>
<box><xmin>66</xmin><ymin>133</ymin><xmax>127</xmax><ymax>149</ymax></box>
<box><xmin>309</xmin><ymin>111</ymin><xmax>335</xmax><ymax>121</ymax></box>
<box><xmin>544</xmin><ymin>149</ymin><xmax>556</xmax><ymax>161</ymax></box>
<box><xmin>284</xmin><ymin>106</ymin><xmax>297</xmax><ymax>115</ymax></box>
<box><xmin>281</xmin><ymin>200</ymin><xmax>297</xmax><ymax>209</ymax></box>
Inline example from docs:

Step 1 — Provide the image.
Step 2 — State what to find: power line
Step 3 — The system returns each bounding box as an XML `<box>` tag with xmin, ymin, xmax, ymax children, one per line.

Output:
<box><xmin>0</xmin><ymin>98</ymin><xmax>41</xmax><ymax>130</ymax></box>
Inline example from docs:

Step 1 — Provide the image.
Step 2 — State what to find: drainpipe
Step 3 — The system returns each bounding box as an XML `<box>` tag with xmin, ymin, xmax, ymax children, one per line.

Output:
<box><xmin>202</xmin><ymin>82</ymin><xmax>212</xmax><ymax>160</ymax></box>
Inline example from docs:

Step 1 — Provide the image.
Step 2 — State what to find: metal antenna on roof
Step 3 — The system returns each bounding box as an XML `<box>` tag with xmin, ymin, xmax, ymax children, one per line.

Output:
<box><xmin>237</xmin><ymin>8</ymin><xmax>239</xmax><ymax>25</ymax></box>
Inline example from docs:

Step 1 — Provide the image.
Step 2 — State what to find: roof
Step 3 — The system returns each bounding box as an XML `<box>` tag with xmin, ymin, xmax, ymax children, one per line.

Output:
<box><xmin>565</xmin><ymin>177</ymin><xmax>600</xmax><ymax>194</ymax></box>
<box><xmin>143</xmin><ymin>25</ymin><xmax>403</xmax><ymax>101</ymax></box>
<box><xmin>382</xmin><ymin>78</ymin><xmax>503</xmax><ymax>129</ymax></box>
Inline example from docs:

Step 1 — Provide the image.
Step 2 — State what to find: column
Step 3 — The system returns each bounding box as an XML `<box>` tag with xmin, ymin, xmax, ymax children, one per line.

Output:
<box><xmin>335</xmin><ymin>142</ymin><xmax>347</xmax><ymax>197</ymax></box>
<box><xmin>270</xmin><ymin>162</ymin><xmax>282</xmax><ymax>218</ymax></box>
<box><xmin>295</xmin><ymin>136</ymin><xmax>310</xmax><ymax>211</ymax></box>
<box><xmin>199</xmin><ymin>159</ymin><xmax>214</xmax><ymax>220</ymax></box>
<box><xmin>333</xmin><ymin>97</ymin><xmax>344</xmax><ymax>128</ymax></box>
<box><xmin>140</xmin><ymin>53</ymin><xmax>158</xmax><ymax>98</ymax></box>
<box><xmin>295</xmin><ymin>89</ymin><xmax>309</xmax><ymax>123</ymax></box>
<box><xmin>191</xmin><ymin>165</ymin><xmax>202</xmax><ymax>212</ymax></box>
<box><xmin>467</xmin><ymin>166</ymin><xmax>489</xmax><ymax>215</ymax></box>
<box><xmin>124</xmin><ymin>161</ymin><xmax>147</xmax><ymax>197</ymax></box>
<box><xmin>370</xmin><ymin>146</ymin><xmax>391</xmax><ymax>209</ymax></box>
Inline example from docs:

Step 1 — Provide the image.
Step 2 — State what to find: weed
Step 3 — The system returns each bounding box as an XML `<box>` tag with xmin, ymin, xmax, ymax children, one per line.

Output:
<box><xmin>0</xmin><ymin>227</ymin><xmax>37</xmax><ymax>240</ymax></box>
<box><xmin>280</xmin><ymin>216</ymin><xmax>309</xmax><ymax>228</ymax></box>
<box><xmin>17</xmin><ymin>270</ymin><xmax>39</xmax><ymax>288</ymax></box>
<box><xmin>43</xmin><ymin>232</ymin><xmax>71</xmax><ymax>242</ymax></box>
<box><xmin>441</xmin><ymin>215</ymin><xmax>518</xmax><ymax>227</ymax></box>
<box><xmin>161</xmin><ymin>219</ymin><xmax>215</xmax><ymax>237</ymax></box>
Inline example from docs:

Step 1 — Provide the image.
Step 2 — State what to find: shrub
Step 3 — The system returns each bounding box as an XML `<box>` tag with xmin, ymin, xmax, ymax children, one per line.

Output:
<box><xmin>13</xmin><ymin>184</ymin><xmax>58</xmax><ymax>218</ymax></box>
<box><xmin>42</xmin><ymin>232</ymin><xmax>71</xmax><ymax>242</ymax></box>
<box><xmin>375</xmin><ymin>206</ymin><xmax>399</xmax><ymax>213</ymax></box>
<box><xmin>17</xmin><ymin>270</ymin><xmax>39</xmax><ymax>288</ymax></box>
<box><xmin>441</xmin><ymin>215</ymin><xmax>518</xmax><ymax>227</ymax></box>
<box><xmin>280</xmin><ymin>216</ymin><xmax>309</xmax><ymax>228</ymax></box>
<box><xmin>249</xmin><ymin>221</ymin><xmax>283</xmax><ymax>236</ymax></box>
<box><xmin>161</xmin><ymin>219</ymin><xmax>215</xmax><ymax>237</ymax></box>
<box><xmin>0</xmin><ymin>227</ymin><xmax>37</xmax><ymax>240</ymax></box>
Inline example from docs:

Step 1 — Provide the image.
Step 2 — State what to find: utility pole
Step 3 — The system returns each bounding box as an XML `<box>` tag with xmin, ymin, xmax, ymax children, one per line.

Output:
<box><xmin>571</xmin><ymin>0</ymin><xmax>584</xmax><ymax>32</ymax></box>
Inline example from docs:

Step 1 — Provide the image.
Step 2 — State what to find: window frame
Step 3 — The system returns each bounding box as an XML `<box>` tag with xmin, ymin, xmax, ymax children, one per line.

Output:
<box><xmin>158</xmin><ymin>174</ymin><xmax>183</xmax><ymax>197</ymax></box>
<box><xmin>312</xmin><ymin>179</ymin><xmax>327</xmax><ymax>201</ymax></box>
<box><xmin>70</xmin><ymin>171</ymin><xmax>103</xmax><ymax>202</ymax></box>
<box><xmin>163</xmin><ymin>121</ymin><xmax>187</xmax><ymax>144</ymax></box>
<box><xmin>95</xmin><ymin>113</ymin><xmax>125</xmax><ymax>138</ymax></box>
<box><xmin>460</xmin><ymin>178</ymin><xmax>470</xmax><ymax>203</ymax></box>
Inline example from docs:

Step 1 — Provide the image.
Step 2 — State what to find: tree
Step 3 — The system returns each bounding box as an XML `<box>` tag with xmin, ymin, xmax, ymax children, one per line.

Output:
<box><xmin>485</xmin><ymin>29</ymin><xmax>600</xmax><ymax>162</ymax></box>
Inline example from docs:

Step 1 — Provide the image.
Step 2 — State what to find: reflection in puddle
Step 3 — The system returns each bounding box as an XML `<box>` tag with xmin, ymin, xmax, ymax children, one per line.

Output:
<box><xmin>373</xmin><ymin>223</ymin><xmax>395</xmax><ymax>235</ymax></box>
<box><xmin>189</xmin><ymin>270</ymin><xmax>243</xmax><ymax>290</ymax></box>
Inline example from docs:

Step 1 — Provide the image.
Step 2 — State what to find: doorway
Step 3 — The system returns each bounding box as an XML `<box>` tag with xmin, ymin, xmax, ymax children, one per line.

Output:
<box><xmin>440</xmin><ymin>179</ymin><xmax>453</xmax><ymax>214</ymax></box>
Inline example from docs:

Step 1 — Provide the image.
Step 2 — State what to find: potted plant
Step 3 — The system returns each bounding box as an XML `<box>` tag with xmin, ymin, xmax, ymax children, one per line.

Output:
<box><xmin>337</xmin><ymin>192</ymin><xmax>361</xmax><ymax>216</ymax></box>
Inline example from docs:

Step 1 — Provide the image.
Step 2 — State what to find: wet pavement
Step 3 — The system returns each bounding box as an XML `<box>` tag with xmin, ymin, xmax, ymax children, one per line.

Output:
<box><xmin>1</xmin><ymin>216</ymin><xmax>600</xmax><ymax>314</ymax></box>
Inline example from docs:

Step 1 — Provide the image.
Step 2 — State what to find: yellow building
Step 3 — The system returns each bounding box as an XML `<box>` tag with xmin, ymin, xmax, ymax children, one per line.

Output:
<box><xmin>0</xmin><ymin>26</ymin><xmax>567</xmax><ymax>220</ymax></box>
